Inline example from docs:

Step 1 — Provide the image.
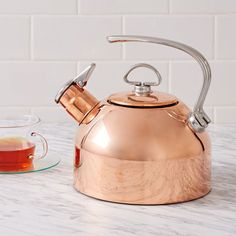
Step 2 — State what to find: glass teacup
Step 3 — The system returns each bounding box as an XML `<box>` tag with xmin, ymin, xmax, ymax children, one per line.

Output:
<box><xmin>0</xmin><ymin>114</ymin><xmax>48</xmax><ymax>171</ymax></box>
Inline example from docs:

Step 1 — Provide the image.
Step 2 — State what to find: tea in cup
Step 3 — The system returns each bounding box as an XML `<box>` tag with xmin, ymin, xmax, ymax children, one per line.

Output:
<box><xmin>0</xmin><ymin>115</ymin><xmax>48</xmax><ymax>171</ymax></box>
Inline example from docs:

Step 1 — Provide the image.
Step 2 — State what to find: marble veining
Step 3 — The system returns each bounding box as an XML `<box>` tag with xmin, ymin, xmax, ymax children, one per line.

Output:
<box><xmin>0</xmin><ymin>123</ymin><xmax>235</xmax><ymax>236</ymax></box>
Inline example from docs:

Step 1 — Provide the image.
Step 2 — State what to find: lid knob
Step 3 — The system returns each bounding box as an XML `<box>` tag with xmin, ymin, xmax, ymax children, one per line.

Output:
<box><xmin>123</xmin><ymin>63</ymin><xmax>162</xmax><ymax>96</ymax></box>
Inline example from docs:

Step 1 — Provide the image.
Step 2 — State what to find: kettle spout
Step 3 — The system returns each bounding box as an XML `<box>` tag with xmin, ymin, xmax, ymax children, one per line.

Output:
<box><xmin>55</xmin><ymin>64</ymin><xmax>100</xmax><ymax>124</ymax></box>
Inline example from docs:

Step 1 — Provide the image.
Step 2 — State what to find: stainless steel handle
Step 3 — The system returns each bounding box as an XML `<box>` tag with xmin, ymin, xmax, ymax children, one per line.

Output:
<box><xmin>107</xmin><ymin>35</ymin><xmax>211</xmax><ymax>133</ymax></box>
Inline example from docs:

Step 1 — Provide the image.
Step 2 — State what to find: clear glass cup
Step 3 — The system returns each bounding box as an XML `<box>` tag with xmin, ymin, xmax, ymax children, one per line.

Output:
<box><xmin>0</xmin><ymin>114</ymin><xmax>48</xmax><ymax>171</ymax></box>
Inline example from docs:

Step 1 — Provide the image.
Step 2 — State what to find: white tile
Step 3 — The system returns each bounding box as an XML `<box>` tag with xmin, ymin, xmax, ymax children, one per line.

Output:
<box><xmin>170</xmin><ymin>62</ymin><xmax>203</xmax><ymax>107</ymax></box>
<box><xmin>0</xmin><ymin>0</ymin><xmax>77</xmax><ymax>14</ymax></box>
<box><xmin>79</xmin><ymin>0</ymin><xmax>168</xmax><ymax>14</ymax></box>
<box><xmin>170</xmin><ymin>0</ymin><xmax>236</xmax><ymax>13</ymax></box>
<box><xmin>0</xmin><ymin>16</ymin><xmax>29</xmax><ymax>59</ymax></box>
<box><xmin>79</xmin><ymin>61</ymin><xmax>169</xmax><ymax>100</ymax></box>
<box><xmin>0</xmin><ymin>62</ymin><xmax>77</xmax><ymax>106</ymax></box>
<box><xmin>33</xmin><ymin>16</ymin><xmax>122</xmax><ymax>60</ymax></box>
<box><xmin>215</xmin><ymin>107</ymin><xmax>236</xmax><ymax>123</ymax></box>
<box><xmin>170</xmin><ymin>61</ymin><xmax>236</xmax><ymax>107</ymax></box>
<box><xmin>31</xmin><ymin>107</ymin><xmax>75</xmax><ymax>123</ymax></box>
<box><xmin>124</xmin><ymin>16</ymin><xmax>214</xmax><ymax>60</ymax></box>
<box><xmin>216</xmin><ymin>15</ymin><xmax>236</xmax><ymax>59</ymax></box>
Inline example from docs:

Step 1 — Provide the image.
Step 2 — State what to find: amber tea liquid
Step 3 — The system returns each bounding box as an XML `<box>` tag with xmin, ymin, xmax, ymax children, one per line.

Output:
<box><xmin>0</xmin><ymin>137</ymin><xmax>35</xmax><ymax>171</ymax></box>
<box><xmin>75</xmin><ymin>146</ymin><xmax>81</xmax><ymax>168</ymax></box>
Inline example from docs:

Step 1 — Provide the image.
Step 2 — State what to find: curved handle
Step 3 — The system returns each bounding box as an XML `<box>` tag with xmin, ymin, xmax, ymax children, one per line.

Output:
<box><xmin>107</xmin><ymin>35</ymin><xmax>211</xmax><ymax>133</ymax></box>
<box><xmin>28</xmin><ymin>132</ymin><xmax>48</xmax><ymax>160</ymax></box>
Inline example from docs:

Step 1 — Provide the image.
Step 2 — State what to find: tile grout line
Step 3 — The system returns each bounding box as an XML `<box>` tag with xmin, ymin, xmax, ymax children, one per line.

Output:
<box><xmin>121</xmin><ymin>16</ymin><xmax>125</xmax><ymax>60</ymax></box>
<box><xmin>1</xmin><ymin>59</ymin><xmax>236</xmax><ymax>63</ymax></box>
<box><xmin>213</xmin><ymin>15</ymin><xmax>216</xmax><ymax>60</ymax></box>
<box><xmin>168</xmin><ymin>0</ymin><xmax>170</xmax><ymax>14</ymax></box>
<box><xmin>29</xmin><ymin>15</ymin><xmax>33</xmax><ymax>60</ymax></box>
<box><xmin>214</xmin><ymin>15</ymin><xmax>218</xmax><ymax>60</ymax></box>
<box><xmin>0</xmin><ymin>13</ymin><xmax>235</xmax><ymax>17</ymax></box>
<box><xmin>76</xmin><ymin>0</ymin><xmax>79</xmax><ymax>15</ymax></box>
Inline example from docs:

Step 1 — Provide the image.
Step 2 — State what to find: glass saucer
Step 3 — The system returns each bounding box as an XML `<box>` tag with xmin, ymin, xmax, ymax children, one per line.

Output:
<box><xmin>0</xmin><ymin>151</ymin><xmax>61</xmax><ymax>174</ymax></box>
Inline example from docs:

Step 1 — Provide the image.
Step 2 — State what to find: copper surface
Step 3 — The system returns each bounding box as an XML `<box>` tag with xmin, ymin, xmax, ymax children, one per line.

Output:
<box><xmin>73</xmin><ymin>101</ymin><xmax>211</xmax><ymax>204</ymax></box>
<box><xmin>108</xmin><ymin>91</ymin><xmax>178</xmax><ymax>107</ymax></box>
<box><xmin>58</xmin><ymin>84</ymin><xmax>99</xmax><ymax>124</ymax></box>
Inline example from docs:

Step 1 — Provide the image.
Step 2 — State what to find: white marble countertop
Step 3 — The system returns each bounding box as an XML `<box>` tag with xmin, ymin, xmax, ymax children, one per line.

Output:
<box><xmin>0</xmin><ymin>123</ymin><xmax>235</xmax><ymax>236</ymax></box>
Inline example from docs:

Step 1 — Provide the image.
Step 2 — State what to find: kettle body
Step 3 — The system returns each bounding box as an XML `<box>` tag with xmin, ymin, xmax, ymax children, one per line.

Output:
<box><xmin>55</xmin><ymin>35</ymin><xmax>212</xmax><ymax>204</ymax></box>
<box><xmin>74</xmin><ymin>100</ymin><xmax>211</xmax><ymax>204</ymax></box>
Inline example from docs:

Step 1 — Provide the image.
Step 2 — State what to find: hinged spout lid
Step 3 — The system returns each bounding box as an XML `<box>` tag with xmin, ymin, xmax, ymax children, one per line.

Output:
<box><xmin>55</xmin><ymin>63</ymin><xmax>96</xmax><ymax>103</ymax></box>
<box><xmin>55</xmin><ymin>64</ymin><xmax>99</xmax><ymax>124</ymax></box>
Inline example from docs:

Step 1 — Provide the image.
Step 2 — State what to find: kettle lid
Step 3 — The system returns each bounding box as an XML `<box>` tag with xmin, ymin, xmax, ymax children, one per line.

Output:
<box><xmin>108</xmin><ymin>91</ymin><xmax>178</xmax><ymax>108</ymax></box>
<box><xmin>108</xmin><ymin>63</ymin><xmax>178</xmax><ymax>108</ymax></box>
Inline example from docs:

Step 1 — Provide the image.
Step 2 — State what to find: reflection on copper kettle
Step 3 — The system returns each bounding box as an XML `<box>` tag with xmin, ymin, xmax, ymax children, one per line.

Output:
<box><xmin>55</xmin><ymin>35</ymin><xmax>211</xmax><ymax>204</ymax></box>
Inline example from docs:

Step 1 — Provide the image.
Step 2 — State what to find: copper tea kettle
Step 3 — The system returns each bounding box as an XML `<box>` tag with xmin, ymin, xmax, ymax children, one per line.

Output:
<box><xmin>55</xmin><ymin>35</ymin><xmax>211</xmax><ymax>204</ymax></box>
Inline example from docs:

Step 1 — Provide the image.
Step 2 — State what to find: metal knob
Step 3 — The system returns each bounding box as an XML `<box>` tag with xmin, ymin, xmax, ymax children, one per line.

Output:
<box><xmin>123</xmin><ymin>63</ymin><xmax>162</xmax><ymax>95</ymax></box>
<box><xmin>107</xmin><ymin>35</ymin><xmax>211</xmax><ymax>133</ymax></box>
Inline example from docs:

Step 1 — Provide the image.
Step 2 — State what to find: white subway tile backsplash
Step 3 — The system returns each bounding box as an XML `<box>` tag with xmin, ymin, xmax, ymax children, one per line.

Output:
<box><xmin>79</xmin><ymin>61</ymin><xmax>168</xmax><ymax>100</ymax></box>
<box><xmin>33</xmin><ymin>16</ymin><xmax>122</xmax><ymax>60</ymax></box>
<box><xmin>79</xmin><ymin>0</ymin><xmax>168</xmax><ymax>14</ymax></box>
<box><xmin>170</xmin><ymin>62</ymin><xmax>202</xmax><ymax>107</ymax></box>
<box><xmin>124</xmin><ymin>16</ymin><xmax>214</xmax><ymax>60</ymax></box>
<box><xmin>170</xmin><ymin>0</ymin><xmax>236</xmax><ymax>14</ymax></box>
<box><xmin>0</xmin><ymin>1</ymin><xmax>234</xmax><ymax>124</ymax></box>
<box><xmin>0</xmin><ymin>17</ymin><xmax>29</xmax><ymax>59</ymax></box>
<box><xmin>0</xmin><ymin>0</ymin><xmax>77</xmax><ymax>15</ymax></box>
<box><xmin>211</xmin><ymin>62</ymin><xmax>236</xmax><ymax>106</ymax></box>
<box><xmin>170</xmin><ymin>61</ymin><xmax>236</xmax><ymax>107</ymax></box>
<box><xmin>0</xmin><ymin>62</ymin><xmax>76</xmax><ymax>106</ymax></box>
<box><xmin>215</xmin><ymin>107</ymin><xmax>236</xmax><ymax>123</ymax></box>
<box><xmin>216</xmin><ymin>15</ymin><xmax>236</xmax><ymax>59</ymax></box>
